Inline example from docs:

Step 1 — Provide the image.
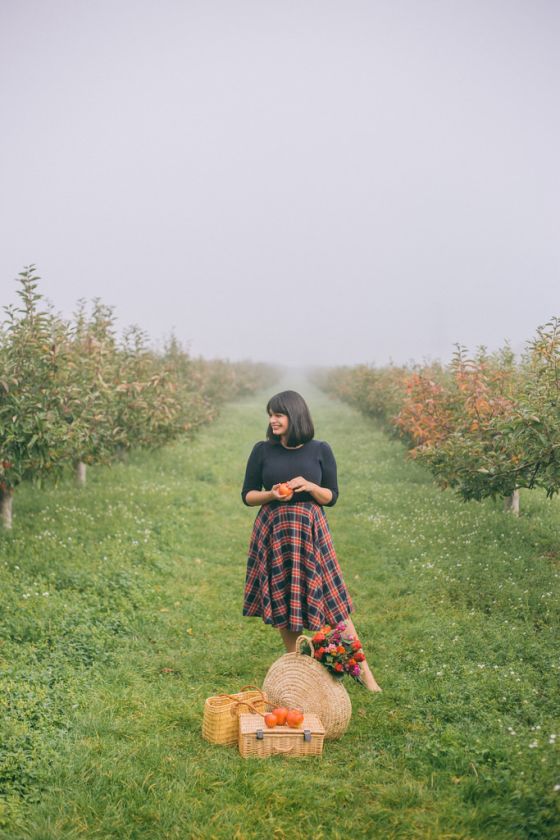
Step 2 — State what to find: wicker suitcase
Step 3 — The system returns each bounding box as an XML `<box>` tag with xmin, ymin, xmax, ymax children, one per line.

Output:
<box><xmin>238</xmin><ymin>713</ymin><xmax>325</xmax><ymax>758</ymax></box>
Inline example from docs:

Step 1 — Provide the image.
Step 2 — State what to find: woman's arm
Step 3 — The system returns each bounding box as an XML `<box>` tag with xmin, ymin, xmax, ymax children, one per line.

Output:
<box><xmin>241</xmin><ymin>442</ymin><xmax>265</xmax><ymax>506</ymax></box>
<box><xmin>244</xmin><ymin>486</ymin><xmax>295</xmax><ymax>506</ymax></box>
<box><xmin>286</xmin><ymin>477</ymin><xmax>333</xmax><ymax>505</ymax></box>
<box><xmin>244</xmin><ymin>489</ymin><xmax>275</xmax><ymax>506</ymax></box>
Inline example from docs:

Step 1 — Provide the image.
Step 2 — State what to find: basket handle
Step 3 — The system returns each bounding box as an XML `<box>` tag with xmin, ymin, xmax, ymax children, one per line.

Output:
<box><xmin>209</xmin><ymin>688</ymin><xmax>269</xmax><ymax>717</ymax></box>
<box><xmin>295</xmin><ymin>635</ymin><xmax>314</xmax><ymax>656</ymax></box>
<box><xmin>206</xmin><ymin>693</ymin><xmax>265</xmax><ymax>717</ymax></box>
<box><xmin>239</xmin><ymin>684</ymin><xmax>263</xmax><ymax>694</ymax></box>
<box><xmin>271</xmin><ymin>742</ymin><xmax>296</xmax><ymax>753</ymax></box>
<box><xmin>234</xmin><ymin>699</ymin><xmax>269</xmax><ymax>717</ymax></box>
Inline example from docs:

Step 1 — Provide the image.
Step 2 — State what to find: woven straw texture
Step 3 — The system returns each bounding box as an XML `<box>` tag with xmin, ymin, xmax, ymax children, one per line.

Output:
<box><xmin>262</xmin><ymin>636</ymin><xmax>352</xmax><ymax>740</ymax></box>
<box><xmin>202</xmin><ymin>686</ymin><xmax>268</xmax><ymax>746</ymax></box>
<box><xmin>238</xmin><ymin>712</ymin><xmax>325</xmax><ymax>758</ymax></box>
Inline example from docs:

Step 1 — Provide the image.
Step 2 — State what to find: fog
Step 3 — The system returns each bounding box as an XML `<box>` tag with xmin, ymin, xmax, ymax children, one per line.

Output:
<box><xmin>1</xmin><ymin>0</ymin><xmax>558</xmax><ymax>367</ymax></box>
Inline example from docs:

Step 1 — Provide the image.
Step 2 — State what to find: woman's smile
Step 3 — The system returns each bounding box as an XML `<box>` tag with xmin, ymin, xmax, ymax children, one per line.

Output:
<box><xmin>269</xmin><ymin>412</ymin><xmax>289</xmax><ymax>436</ymax></box>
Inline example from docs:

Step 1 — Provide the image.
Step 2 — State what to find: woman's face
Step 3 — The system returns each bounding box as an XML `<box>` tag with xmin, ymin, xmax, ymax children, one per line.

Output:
<box><xmin>268</xmin><ymin>411</ymin><xmax>289</xmax><ymax>438</ymax></box>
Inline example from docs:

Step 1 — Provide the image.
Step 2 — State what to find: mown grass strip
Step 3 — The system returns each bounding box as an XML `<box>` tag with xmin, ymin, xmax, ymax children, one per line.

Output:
<box><xmin>0</xmin><ymin>382</ymin><xmax>559</xmax><ymax>839</ymax></box>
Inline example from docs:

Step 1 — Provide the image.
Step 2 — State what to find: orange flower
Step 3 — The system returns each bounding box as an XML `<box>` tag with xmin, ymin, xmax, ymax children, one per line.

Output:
<box><xmin>337</xmin><ymin>645</ymin><xmax>345</xmax><ymax>654</ymax></box>
<box><xmin>351</xmin><ymin>640</ymin><xmax>362</xmax><ymax>651</ymax></box>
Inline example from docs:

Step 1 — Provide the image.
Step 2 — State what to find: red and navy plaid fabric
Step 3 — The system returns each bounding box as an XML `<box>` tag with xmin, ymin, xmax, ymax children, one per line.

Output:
<box><xmin>243</xmin><ymin>501</ymin><xmax>353</xmax><ymax>632</ymax></box>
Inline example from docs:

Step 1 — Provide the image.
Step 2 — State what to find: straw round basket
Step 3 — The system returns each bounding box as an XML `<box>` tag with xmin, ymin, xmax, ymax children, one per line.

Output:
<box><xmin>262</xmin><ymin>636</ymin><xmax>352</xmax><ymax>740</ymax></box>
<box><xmin>202</xmin><ymin>685</ymin><xmax>268</xmax><ymax>746</ymax></box>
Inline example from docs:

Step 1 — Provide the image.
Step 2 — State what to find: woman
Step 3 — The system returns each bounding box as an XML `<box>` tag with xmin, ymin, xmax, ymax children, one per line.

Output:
<box><xmin>241</xmin><ymin>389</ymin><xmax>382</xmax><ymax>692</ymax></box>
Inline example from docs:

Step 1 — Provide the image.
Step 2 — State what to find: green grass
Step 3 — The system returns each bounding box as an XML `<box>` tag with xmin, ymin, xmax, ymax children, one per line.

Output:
<box><xmin>1</xmin><ymin>380</ymin><xmax>559</xmax><ymax>839</ymax></box>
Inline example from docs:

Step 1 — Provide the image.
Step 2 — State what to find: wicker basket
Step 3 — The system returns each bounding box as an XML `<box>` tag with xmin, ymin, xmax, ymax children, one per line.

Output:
<box><xmin>262</xmin><ymin>636</ymin><xmax>352</xmax><ymax>740</ymax></box>
<box><xmin>238</xmin><ymin>712</ymin><xmax>325</xmax><ymax>758</ymax></box>
<box><xmin>202</xmin><ymin>685</ymin><xmax>268</xmax><ymax>746</ymax></box>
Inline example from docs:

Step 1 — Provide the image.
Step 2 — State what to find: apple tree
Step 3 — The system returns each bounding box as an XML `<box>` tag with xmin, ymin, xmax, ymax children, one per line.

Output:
<box><xmin>0</xmin><ymin>267</ymin><xmax>73</xmax><ymax>528</ymax></box>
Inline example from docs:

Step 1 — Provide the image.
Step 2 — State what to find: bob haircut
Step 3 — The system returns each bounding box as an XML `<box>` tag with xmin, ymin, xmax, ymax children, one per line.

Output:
<box><xmin>266</xmin><ymin>390</ymin><xmax>315</xmax><ymax>446</ymax></box>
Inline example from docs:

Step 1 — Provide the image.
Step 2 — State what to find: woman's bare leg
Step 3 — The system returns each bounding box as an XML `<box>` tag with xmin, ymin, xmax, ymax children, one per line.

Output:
<box><xmin>278</xmin><ymin>627</ymin><xmax>300</xmax><ymax>653</ymax></box>
<box><xmin>343</xmin><ymin>617</ymin><xmax>382</xmax><ymax>692</ymax></box>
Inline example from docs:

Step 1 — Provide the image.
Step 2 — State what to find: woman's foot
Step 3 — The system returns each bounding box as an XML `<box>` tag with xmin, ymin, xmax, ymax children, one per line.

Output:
<box><xmin>361</xmin><ymin>661</ymin><xmax>382</xmax><ymax>693</ymax></box>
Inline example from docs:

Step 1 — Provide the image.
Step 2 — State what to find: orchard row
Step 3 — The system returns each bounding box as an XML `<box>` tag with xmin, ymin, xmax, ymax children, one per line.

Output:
<box><xmin>0</xmin><ymin>266</ymin><xmax>278</xmax><ymax>528</ymax></box>
<box><xmin>314</xmin><ymin>318</ymin><xmax>560</xmax><ymax>514</ymax></box>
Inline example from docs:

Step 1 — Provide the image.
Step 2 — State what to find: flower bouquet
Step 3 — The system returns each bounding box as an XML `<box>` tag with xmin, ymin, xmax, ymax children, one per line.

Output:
<box><xmin>308</xmin><ymin>622</ymin><xmax>366</xmax><ymax>686</ymax></box>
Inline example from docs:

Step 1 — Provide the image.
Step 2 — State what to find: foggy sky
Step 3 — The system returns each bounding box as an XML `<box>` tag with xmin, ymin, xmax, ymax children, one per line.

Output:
<box><xmin>1</xmin><ymin>0</ymin><xmax>559</xmax><ymax>367</ymax></box>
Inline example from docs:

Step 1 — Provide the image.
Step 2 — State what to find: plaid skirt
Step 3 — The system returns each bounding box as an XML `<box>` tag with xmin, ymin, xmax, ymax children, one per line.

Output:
<box><xmin>243</xmin><ymin>501</ymin><xmax>353</xmax><ymax>632</ymax></box>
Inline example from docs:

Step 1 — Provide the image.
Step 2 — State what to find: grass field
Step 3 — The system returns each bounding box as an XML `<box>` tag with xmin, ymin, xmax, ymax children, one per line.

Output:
<box><xmin>1</xmin><ymin>380</ymin><xmax>559</xmax><ymax>839</ymax></box>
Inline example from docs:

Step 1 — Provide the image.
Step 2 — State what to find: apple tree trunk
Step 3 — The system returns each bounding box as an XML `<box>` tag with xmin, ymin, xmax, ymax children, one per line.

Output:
<box><xmin>504</xmin><ymin>488</ymin><xmax>520</xmax><ymax>516</ymax></box>
<box><xmin>75</xmin><ymin>460</ymin><xmax>87</xmax><ymax>487</ymax></box>
<box><xmin>115</xmin><ymin>445</ymin><xmax>128</xmax><ymax>463</ymax></box>
<box><xmin>0</xmin><ymin>487</ymin><xmax>14</xmax><ymax>529</ymax></box>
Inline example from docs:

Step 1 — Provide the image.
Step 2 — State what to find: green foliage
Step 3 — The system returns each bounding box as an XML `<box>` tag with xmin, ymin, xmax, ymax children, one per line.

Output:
<box><xmin>61</xmin><ymin>298</ymin><xmax>121</xmax><ymax>466</ymax></box>
<box><xmin>312</xmin><ymin>363</ymin><xmax>411</xmax><ymax>431</ymax></box>
<box><xmin>1</xmin><ymin>267</ymin><xmax>279</xmax><ymax>526</ymax></box>
<box><xmin>318</xmin><ymin>318</ymin><xmax>560</xmax><ymax>505</ymax></box>
<box><xmin>416</xmin><ymin>329</ymin><xmax>560</xmax><ymax>501</ymax></box>
<box><xmin>110</xmin><ymin>324</ymin><xmax>185</xmax><ymax>452</ymax></box>
<box><xmin>0</xmin><ymin>266</ymin><xmax>71</xmax><ymax>491</ymax></box>
<box><xmin>513</xmin><ymin>319</ymin><xmax>560</xmax><ymax>496</ymax></box>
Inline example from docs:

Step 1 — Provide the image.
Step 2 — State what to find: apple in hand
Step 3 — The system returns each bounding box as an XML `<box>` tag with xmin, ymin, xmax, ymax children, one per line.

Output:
<box><xmin>276</xmin><ymin>483</ymin><xmax>293</xmax><ymax>499</ymax></box>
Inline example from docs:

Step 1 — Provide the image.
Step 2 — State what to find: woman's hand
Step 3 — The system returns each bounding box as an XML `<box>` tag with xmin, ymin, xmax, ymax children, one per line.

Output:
<box><xmin>287</xmin><ymin>476</ymin><xmax>314</xmax><ymax>494</ymax></box>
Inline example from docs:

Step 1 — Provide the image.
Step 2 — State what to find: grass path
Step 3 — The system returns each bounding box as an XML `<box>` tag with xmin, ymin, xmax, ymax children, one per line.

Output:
<box><xmin>1</xmin><ymin>381</ymin><xmax>559</xmax><ymax>838</ymax></box>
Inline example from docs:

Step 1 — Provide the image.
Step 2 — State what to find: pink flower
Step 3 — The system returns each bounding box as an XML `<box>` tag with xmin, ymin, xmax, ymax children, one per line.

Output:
<box><xmin>351</xmin><ymin>665</ymin><xmax>361</xmax><ymax>677</ymax></box>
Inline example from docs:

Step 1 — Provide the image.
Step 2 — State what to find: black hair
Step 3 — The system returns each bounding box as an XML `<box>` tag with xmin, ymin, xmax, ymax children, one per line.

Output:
<box><xmin>265</xmin><ymin>390</ymin><xmax>315</xmax><ymax>446</ymax></box>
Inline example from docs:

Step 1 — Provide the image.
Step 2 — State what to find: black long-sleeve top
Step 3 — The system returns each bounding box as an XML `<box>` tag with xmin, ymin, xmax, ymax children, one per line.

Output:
<box><xmin>241</xmin><ymin>439</ymin><xmax>339</xmax><ymax>507</ymax></box>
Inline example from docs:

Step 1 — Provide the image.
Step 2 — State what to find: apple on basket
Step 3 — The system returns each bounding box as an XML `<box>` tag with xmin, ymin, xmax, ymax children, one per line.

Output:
<box><xmin>286</xmin><ymin>708</ymin><xmax>304</xmax><ymax>728</ymax></box>
<box><xmin>271</xmin><ymin>706</ymin><xmax>288</xmax><ymax>725</ymax></box>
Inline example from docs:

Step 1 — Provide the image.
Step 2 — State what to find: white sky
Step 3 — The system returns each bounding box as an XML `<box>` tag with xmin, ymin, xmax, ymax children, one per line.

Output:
<box><xmin>1</xmin><ymin>0</ymin><xmax>558</xmax><ymax>367</ymax></box>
